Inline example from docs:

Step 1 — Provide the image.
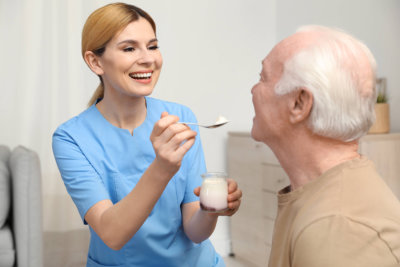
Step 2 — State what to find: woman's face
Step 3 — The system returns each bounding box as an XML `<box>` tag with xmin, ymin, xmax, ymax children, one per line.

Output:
<box><xmin>97</xmin><ymin>17</ymin><xmax>163</xmax><ymax>98</ymax></box>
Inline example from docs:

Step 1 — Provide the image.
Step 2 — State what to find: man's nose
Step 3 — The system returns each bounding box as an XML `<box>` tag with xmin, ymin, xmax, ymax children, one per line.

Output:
<box><xmin>251</xmin><ymin>85</ymin><xmax>256</xmax><ymax>95</ymax></box>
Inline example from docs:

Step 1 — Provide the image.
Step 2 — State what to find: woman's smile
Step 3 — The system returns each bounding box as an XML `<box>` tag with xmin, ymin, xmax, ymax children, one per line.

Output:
<box><xmin>129</xmin><ymin>70</ymin><xmax>153</xmax><ymax>84</ymax></box>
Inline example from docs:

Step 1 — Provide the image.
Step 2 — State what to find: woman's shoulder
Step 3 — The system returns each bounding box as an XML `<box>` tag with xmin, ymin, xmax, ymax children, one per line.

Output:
<box><xmin>53</xmin><ymin>105</ymin><xmax>97</xmax><ymax>136</ymax></box>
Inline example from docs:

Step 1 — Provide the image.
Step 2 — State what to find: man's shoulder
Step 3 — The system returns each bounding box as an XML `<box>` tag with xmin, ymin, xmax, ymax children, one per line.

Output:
<box><xmin>293</xmin><ymin>157</ymin><xmax>400</xmax><ymax>232</ymax></box>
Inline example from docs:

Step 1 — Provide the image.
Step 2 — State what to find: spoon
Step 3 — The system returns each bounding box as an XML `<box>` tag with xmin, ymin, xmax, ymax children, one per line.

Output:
<box><xmin>179</xmin><ymin>115</ymin><xmax>229</xmax><ymax>129</ymax></box>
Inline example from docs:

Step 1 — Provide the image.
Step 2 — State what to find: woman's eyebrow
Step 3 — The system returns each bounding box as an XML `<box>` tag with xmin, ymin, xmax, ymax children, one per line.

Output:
<box><xmin>117</xmin><ymin>38</ymin><xmax>158</xmax><ymax>46</ymax></box>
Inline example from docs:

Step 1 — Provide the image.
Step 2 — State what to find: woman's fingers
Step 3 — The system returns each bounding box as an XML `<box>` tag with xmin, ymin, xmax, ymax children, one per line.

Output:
<box><xmin>151</xmin><ymin>112</ymin><xmax>197</xmax><ymax>172</ymax></box>
<box><xmin>227</xmin><ymin>178</ymin><xmax>238</xmax><ymax>193</ymax></box>
<box><xmin>227</xmin><ymin>179</ymin><xmax>242</xmax><ymax>202</ymax></box>
<box><xmin>193</xmin><ymin>186</ymin><xmax>201</xmax><ymax>197</ymax></box>
<box><xmin>224</xmin><ymin>179</ymin><xmax>242</xmax><ymax>216</ymax></box>
<box><xmin>150</xmin><ymin>112</ymin><xmax>179</xmax><ymax>139</ymax></box>
<box><xmin>228</xmin><ymin>198</ymin><xmax>241</xmax><ymax>211</ymax></box>
<box><xmin>156</xmin><ymin>130</ymin><xmax>196</xmax><ymax>163</ymax></box>
<box><xmin>175</xmin><ymin>135</ymin><xmax>196</xmax><ymax>157</ymax></box>
<box><xmin>162</xmin><ymin>123</ymin><xmax>195</xmax><ymax>147</ymax></box>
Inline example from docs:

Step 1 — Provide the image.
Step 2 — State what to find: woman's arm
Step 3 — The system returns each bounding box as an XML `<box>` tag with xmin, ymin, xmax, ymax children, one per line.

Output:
<box><xmin>182</xmin><ymin>179</ymin><xmax>242</xmax><ymax>243</ymax></box>
<box><xmin>85</xmin><ymin>112</ymin><xmax>196</xmax><ymax>250</ymax></box>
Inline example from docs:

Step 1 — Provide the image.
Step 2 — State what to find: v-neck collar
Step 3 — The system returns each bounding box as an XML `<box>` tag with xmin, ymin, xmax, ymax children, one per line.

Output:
<box><xmin>92</xmin><ymin>96</ymin><xmax>151</xmax><ymax>137</ymax></box>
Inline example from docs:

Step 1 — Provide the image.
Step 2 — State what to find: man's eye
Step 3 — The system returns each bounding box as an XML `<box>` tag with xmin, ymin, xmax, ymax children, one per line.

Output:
<box><xmin>149</xmin><ymin>45</ymin><xmax>159</xmax><ymax>51</ymax></box>
<box><xmin>123</xmin><ymin>47</ymin><xmax>134</xmax><ymax>52</ymax></box>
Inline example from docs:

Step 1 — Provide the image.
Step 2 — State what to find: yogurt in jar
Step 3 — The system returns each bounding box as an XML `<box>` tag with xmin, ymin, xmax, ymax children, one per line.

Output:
<box><xmin>200</xmin><ymin>173</ymin><xmax>228</xmax><ymax>213</ymax></box>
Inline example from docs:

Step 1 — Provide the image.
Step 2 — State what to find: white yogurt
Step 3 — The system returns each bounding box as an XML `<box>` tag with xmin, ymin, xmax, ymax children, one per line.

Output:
<box><xmin>200</xmin><ymin>175</ymin><xmax>228</xmax><ymax>212</ymax></box>
<box><xmin>214</xmin><ymin>115</ymin><xmax>229</xmax><ymax>125</ymax></box>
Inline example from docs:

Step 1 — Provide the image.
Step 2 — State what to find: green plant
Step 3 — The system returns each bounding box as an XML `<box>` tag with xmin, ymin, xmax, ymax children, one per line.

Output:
<box><xmin>376</xmin><ymin>78</ymin><xmax>387</xmax><ymax>103</ymax></box>
<box><xmin>377</xmin><ymin>92</ymin><xmax>387</xmax><ymax>103</ymax></box>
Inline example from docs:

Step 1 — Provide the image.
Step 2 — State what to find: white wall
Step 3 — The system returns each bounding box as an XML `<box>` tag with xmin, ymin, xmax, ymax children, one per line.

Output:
<box><xmin>276</xmin><ymin>0</ymin><xmax>400</xmax><ymax>132</ymax></box>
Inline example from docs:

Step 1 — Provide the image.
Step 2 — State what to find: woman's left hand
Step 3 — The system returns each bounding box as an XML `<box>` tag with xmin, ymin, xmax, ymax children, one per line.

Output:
<box><xmin>194</xmin><ymin>178</ymin><xmax>242</xmax><ymax>216</ymax></box>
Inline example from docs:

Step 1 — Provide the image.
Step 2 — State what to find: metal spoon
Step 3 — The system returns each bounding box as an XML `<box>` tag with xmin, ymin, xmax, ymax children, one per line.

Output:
<box><xmin>179</xmin><ymin>116</ymin><xmax>229</xmax><ymax>129</ymax></box>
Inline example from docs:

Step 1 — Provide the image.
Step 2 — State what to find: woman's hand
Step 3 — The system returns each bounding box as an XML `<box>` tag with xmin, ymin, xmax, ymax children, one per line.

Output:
<box><xmin>194</xmin><ymin>178</ymin><xmax>242</xmax><ymax>216</ymax></box>
<box><xmin>150</xmin><ymin>111</ymin><xmax>197</xmax><ymax>177</ymax></box>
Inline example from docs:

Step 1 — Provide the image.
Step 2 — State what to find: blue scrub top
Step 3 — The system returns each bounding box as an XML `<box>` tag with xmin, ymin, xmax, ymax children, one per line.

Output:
<box><xmin>52</xmin><ymin>97</ymin><xmax>224</xmax><ymax>267</ymax></box>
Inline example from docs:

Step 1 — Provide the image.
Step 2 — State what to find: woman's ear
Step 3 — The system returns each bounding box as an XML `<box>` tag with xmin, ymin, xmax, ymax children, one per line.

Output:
<box><xmin>288</xmin><ymin>89</ymin><xmax>313</xmax><ymax>124</ymax></box>
<box><xmin>84</xmin><ymin>51</ymin><xmax>104</xmax><ymax>75</ymax></box>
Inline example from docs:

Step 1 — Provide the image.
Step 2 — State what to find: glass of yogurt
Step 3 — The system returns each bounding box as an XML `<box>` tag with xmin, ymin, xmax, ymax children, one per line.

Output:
<box><xmin>200</xmin><ymin>172</ymin><xmax>228</xmax><ymax>213</ymax></box>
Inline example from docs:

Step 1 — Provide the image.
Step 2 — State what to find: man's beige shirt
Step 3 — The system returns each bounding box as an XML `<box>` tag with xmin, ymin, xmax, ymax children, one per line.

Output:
<box><xmin>268</xmin><ymin>157</ymin><xmax>400</xmax><ymax>267</ymax></box>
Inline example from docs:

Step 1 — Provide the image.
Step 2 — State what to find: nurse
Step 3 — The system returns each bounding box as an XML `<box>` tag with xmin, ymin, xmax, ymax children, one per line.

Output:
<box><xmin>52</xmin><ymin>2</ymin><xmax>242</xmax><ymax>267</ymax></box>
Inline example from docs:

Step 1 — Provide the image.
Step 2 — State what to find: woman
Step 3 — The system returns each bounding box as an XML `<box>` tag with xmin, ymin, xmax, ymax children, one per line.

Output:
<box><xmin>52</xmin><ymin>3</ymin><xmax>241</xmax><ymax>267</ymax></box>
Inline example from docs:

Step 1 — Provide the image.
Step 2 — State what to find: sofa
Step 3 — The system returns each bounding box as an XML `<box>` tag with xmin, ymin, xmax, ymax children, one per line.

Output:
<box><xmin>0</xmin><ymin>145</ymin><xmax>43</xmax><ymax>267</ymax></box>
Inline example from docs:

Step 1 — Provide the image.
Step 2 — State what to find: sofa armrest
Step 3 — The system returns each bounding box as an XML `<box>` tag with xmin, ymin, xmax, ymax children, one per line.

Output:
<box><xmin>9</xmin><ymin>146</ymin><xmax>43</xmax><ymax>267</ymax></box>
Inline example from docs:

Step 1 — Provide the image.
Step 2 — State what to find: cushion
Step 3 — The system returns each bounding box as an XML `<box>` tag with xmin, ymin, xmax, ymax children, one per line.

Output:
<box><xmin>0</xmin><ymin>161</ymin><xmax>10</xmax><ymax>228</ymax></box>
<box><xmin>9</xmin><ymin>146</ymin><xmax>42</xmax><ymax>267</ymax></box>
<box><xmin>0</xmin><ymin>224</ymin><xmax>15</xmax><ymax>267</ymax></box>
<box><xmin>0</xmin><ymin>145</ymin><xmax>10</xmax><ymax>164</ymax></box>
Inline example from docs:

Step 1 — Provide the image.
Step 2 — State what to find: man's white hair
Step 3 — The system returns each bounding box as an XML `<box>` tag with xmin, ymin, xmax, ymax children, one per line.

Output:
<box><xmin>275</xmin><ymin>25</ymin><xmax>377</xmax><ymax>142</ymax></box>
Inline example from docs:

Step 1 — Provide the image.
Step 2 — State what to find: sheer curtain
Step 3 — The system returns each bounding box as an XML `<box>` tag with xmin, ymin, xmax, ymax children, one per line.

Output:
<box><xmin>0</xmin><ymin>0</ymin><xmax>101</xmax><ymax>265</ymax></box>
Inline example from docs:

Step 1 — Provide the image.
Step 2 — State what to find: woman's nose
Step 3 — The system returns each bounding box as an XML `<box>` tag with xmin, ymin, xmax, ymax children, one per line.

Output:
<box><xmin>137</xmin><ymin>49</ymin><xmax>155</xmax><ymax>65</ymax></box>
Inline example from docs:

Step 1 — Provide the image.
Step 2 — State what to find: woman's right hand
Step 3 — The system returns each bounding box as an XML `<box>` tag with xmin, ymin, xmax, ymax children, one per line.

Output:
<box><xmin>150</xmin><ymin>111</ymin><xmax>197</xmax><ymax>177</ymax></box>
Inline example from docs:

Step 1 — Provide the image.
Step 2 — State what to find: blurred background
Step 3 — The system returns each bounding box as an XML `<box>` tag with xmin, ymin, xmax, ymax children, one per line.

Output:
<box><xmin>0</xmin><ymin>0</ymin><xmax>399</xmax><ymax>265</ymax></box>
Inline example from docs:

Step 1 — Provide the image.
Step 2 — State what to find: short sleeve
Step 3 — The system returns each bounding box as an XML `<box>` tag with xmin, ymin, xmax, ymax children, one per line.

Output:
<box><xmin>292</xmin><ymin>215</ymin><xmax>398</xmax><ymax>267</ymax></box>
<box><xmin>181</xmin><ymin>110</ymin><xmax>207</xmax><ymax>204</ymax></box>
<box><xmin>52</xmin><ymin>127</ymin><xmax>110</xmax><ymax>224</ymax></box>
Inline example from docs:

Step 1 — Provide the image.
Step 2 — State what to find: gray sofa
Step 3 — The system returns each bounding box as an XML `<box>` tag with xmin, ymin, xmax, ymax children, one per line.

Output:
<box><xmin>0</xmin><ymin>145</ymin><xmax>43</xmax><ymax>267</ymax></box>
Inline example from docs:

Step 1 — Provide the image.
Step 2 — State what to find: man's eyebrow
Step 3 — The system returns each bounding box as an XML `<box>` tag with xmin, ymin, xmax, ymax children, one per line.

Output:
<box><xmin>117</xmin><ymin>38</ymin><xmax>158</xmax><ymax>45</ymax></box>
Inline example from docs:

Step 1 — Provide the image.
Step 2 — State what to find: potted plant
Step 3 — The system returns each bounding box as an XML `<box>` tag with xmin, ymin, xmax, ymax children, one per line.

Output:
<box><xmin>368</xmin><ymin>78</ymin><xmax>390</xmax><ymax>134</ymax></box>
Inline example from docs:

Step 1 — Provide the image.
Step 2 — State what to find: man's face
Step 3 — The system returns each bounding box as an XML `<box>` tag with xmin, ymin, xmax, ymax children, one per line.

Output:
<box><xmin>250</xmin><ymin>45</ymin><xmax>287</xmax><ymax>144</ymax></box>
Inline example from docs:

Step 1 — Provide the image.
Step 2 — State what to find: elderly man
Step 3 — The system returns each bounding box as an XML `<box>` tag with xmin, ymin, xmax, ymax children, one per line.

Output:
<box><xmin>251</xmin><ymin>25</ymin><xmax>400</xmax><ymax>267</ymax></box>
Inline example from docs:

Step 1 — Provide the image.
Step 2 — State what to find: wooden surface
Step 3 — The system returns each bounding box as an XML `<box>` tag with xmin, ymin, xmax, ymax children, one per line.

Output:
<box><xmin>227</xmin><ymin>132</ymin><xmax>288</xmax><ymax>266</ymax></box>
<box><xmin>359</xmin><ymin>132</ymin><xmax>400</xmax><ymax>199</ymax></box>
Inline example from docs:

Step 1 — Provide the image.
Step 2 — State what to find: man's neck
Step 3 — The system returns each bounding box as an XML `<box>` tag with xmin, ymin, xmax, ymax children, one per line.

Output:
<box><xmin>269</xmin><ymin>132</ymin><xmax>360</xmax><ymax>191</ymax></box>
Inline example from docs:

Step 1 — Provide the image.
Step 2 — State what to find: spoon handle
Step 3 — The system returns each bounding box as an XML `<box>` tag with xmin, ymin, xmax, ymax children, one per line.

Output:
<box><xmin>177</xmin><ymin>121</ymin><xmax>228</xmax><ymax>129</ymax></box>
<box><xmin>177</xmin><ymin>122</ymin><xmax>198</xmax><ymax>125</ymax></box>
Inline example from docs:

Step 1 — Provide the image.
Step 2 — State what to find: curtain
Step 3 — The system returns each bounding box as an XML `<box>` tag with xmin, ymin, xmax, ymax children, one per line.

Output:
<box><xmin>0</xmin><ymin>0</ymin><xmax>103</xmax><ymax>265</ymax></box>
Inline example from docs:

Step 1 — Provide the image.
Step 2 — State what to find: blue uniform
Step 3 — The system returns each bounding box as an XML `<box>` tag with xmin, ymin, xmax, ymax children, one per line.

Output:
<box><xmin>52</xmin><ymin>97</ymin><xmax>224</xmax><ymax>267</ymax></box>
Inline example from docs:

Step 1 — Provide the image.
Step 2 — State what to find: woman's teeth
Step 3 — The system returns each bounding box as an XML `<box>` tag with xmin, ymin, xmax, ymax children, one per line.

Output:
<box><xmin>129</xmin><ymin>72</ymin><xmax>152</xmax><ymax>79</ymax></box>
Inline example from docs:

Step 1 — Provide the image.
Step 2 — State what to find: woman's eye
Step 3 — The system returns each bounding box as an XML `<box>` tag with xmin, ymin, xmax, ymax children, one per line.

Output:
<box><xmin>149</xmin><ymin>45</ymin><xmax>159</xmax><ymax>51</ymax></box>
<box><xmin>123</xmin><ymin>47</ymin><xmax>134</xmax><ymax>52</ymax></box>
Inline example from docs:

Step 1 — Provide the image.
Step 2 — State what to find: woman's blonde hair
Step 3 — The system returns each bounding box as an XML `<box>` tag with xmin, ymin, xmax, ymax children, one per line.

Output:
<box><xmin>82</xmin><ymin>2</ymin><xmax>156</xmax><ymax>106</ymax></box>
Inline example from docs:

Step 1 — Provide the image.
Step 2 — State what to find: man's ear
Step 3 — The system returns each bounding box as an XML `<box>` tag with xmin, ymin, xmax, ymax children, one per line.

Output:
<box><xmin>288</xmin><ymin>88</ymin><xmax>313</xmax><ymax>124</ymax></box>
<box><xmin>84</xmin><ymin>51</ymin><xmax>104</xmax><ymax>76</ymax></box>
